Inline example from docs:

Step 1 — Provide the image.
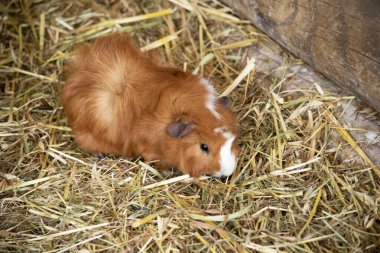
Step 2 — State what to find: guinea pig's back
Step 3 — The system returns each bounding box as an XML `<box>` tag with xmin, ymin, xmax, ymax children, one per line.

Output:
<box><xmin>62</xmin><ymin>34</ymin><xmax>141</xmax><ymax>152</ymax></box>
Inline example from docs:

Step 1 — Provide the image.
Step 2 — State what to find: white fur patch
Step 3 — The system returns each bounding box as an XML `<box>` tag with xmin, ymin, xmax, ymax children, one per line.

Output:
<box><xmin>201</xmin><ymin>79</ymin><xmax>222</xmax><ymax>119</ymax></box>
<box><xmin>214</xmin><ymin>130</ymin><xmax>236</xmax><ymax>177</ymax></box>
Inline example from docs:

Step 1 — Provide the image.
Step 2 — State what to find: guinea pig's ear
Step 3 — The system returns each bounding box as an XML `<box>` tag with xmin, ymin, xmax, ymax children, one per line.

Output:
<box><xmin>218</xmin><ymin>96</ymin><xmax>231</xmax><ymax>108</ymax></box>
<box><xmin>166</xmin><ymin>120</ymin><xmax>194</xmax><ymax>138</ymax></box>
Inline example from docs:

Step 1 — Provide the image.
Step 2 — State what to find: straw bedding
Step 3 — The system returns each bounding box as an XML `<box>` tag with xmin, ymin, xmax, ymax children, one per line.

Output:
<box><xmin>0</xmin><ymin>0</ymin><xmax>379</xmax><ymax>252</ymax></box>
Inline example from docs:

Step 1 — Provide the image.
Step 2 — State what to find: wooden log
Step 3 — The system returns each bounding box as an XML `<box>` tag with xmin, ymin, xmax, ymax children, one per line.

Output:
<box><xmin>224</xmin><ymin>0</ymin><xmax>380</xmax><ymax>112</ymax></box>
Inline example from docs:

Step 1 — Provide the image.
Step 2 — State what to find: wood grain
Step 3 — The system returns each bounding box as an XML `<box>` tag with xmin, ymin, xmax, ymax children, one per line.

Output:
<box><xmin>225</xmin><ymin>0</ymin><xmax>380</xmax><ymax>112</ymax></box>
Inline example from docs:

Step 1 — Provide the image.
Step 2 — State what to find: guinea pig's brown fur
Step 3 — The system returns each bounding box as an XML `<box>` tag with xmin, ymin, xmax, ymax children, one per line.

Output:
<box><xmin>61</xmin><ymin>33</ymin><xmax>240</xmax><ymax>177</ymax></box>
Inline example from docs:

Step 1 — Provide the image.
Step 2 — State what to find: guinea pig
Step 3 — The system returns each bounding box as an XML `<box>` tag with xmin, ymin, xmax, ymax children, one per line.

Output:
<box><xmin>61</xmin><ymin>33</ymin><xmax>241</xmax><ymax>177</ymax></box>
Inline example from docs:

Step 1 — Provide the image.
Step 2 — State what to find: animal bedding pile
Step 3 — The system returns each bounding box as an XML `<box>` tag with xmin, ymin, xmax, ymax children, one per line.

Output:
<box><xmin>1</xmin><ymin>0</ymin><xmax>379</xmax><ymax>252</ymax></box>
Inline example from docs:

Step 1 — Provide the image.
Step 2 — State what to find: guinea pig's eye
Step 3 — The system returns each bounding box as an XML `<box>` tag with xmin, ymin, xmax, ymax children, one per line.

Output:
<box><xmin>200</xmin><ymin>143</ymin><xmax>209</xmax><ymax>154</ymax></box>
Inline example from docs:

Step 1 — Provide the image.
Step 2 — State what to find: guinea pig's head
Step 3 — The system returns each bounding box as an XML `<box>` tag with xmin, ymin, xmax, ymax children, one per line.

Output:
<box><xmin>165</xmin><ymin>79</ymin><xmax>241</xmax><ymax>177</ymax></box>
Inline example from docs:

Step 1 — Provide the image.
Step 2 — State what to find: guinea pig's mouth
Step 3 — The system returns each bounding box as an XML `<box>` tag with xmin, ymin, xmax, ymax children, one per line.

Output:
<box><xmin>213</xmin><ymin>171</ymin><xmax>234</xmax><ymax>178</ymax></box>
<box><xmin>213</xmin><ymin>172</ymin><xmax>224</xmax><ymax>177</ymax></box>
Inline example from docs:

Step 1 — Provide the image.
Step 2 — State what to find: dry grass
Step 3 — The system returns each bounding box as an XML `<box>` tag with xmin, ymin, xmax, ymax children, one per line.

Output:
<box><xmin>1</xmin><ymin>0</ymin><xmax>379</xmax><ymax>252</ymax></box>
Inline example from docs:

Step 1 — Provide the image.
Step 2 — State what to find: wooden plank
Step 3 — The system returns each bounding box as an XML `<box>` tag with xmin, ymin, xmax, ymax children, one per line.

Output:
<box><xmin>224</xmin><ymin>0</ymin><xmax>380</xmax><ymax>112</ymax></box>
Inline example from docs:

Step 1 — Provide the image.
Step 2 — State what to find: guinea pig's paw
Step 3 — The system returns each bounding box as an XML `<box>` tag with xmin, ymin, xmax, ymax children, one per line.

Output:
<box><xmin>213</xmin><ymin>171</ymin><xmax>223</xmax><ymax>177</ymax></box>
<box><xmin>160</xmin><ymin>168</ymin><xmax>176</xmax><ymax>177</ymax></box>
<box><xmin>95</xmin><ymin>153</ymin><xmax>107</xmax><ymax>160</ymax></box>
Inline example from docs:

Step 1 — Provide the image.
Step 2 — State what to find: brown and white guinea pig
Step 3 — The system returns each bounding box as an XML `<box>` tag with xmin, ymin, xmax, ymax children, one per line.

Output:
<box><xmin>61</xmin><ymin>33</ymin><xmax>241</xmax><ymax>177</ymax></box>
